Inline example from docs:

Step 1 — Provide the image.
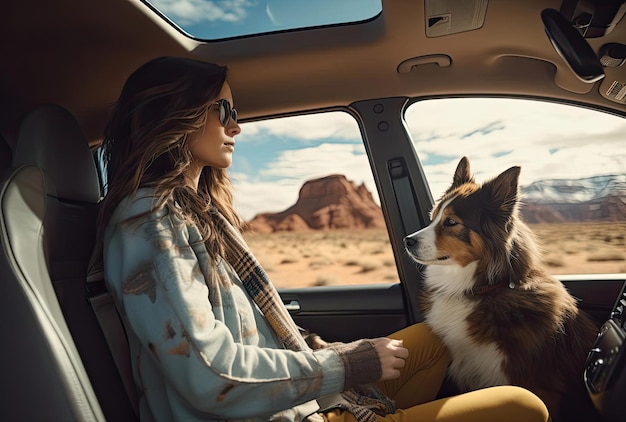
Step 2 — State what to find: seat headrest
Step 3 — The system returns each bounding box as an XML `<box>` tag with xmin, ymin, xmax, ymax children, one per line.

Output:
<box><xmin>13</xmin><ymin>104</ymin><xmax>101</xmax><ymax>203</ymax></box>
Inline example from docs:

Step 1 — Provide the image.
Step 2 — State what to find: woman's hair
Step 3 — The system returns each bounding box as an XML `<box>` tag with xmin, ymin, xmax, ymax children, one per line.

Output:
<box><xmin>99</xmin><ymin>56</ymin><xmax>243</xmax><ymax>260</ymax></box>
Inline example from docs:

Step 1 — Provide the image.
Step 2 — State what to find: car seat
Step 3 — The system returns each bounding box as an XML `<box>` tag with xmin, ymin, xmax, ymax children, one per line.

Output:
<box><xmin>0</xmin><ymin>104</ymin><xmax>137</xmax><ymax>420</ymax></box>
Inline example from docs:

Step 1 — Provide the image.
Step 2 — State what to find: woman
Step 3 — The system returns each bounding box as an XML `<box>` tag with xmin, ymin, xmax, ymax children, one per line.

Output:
<box><xmin>98</xmin><ymin>56</ymin><xmax>550</xmax><ymax>422</ymax></box>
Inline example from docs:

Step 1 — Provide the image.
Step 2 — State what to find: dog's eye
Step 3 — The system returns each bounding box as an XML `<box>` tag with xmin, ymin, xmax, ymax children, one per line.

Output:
<box><xmin>443</xmin><ymin>218</ymin><xmax>458</xmax><ymax>227</ymax></box>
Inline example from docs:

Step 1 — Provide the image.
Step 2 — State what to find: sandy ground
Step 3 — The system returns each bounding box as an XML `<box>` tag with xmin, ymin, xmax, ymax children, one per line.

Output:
<box><xmin>243</xmin><ymin>222</ymin><xmax>626</xmax><ymax>289</ymax></box>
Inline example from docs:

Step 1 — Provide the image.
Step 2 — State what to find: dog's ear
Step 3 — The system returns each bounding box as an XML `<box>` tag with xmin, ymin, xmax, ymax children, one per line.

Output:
<box><xmin>451</xmin><ymin>156</ymin><xmax>473</xmax><ymax>190</ymax></box>
<box><xmin>483</xmin><ymin>165</ymin><xmax>521</xmax><ymax>218</ymax></box>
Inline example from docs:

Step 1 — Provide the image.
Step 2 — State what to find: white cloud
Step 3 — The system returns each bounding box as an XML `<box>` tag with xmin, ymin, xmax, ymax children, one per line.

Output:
<box><xmin>232</xmin><ymin>99</ymin><xmax>626</xmax><ymax>219</ymax></box>
<box><xmin>237</xmin><ymin>112</ymin><xmax>361</xmax><ymax>142</ymax></box>
<box><xmin>419</xmin><ymin>141</ymin><xmax>626</xmax><ymax>201</ymax></box>
<box><xmin>232</xmin><ymin>142</ymin><xmax>379</xmax><ymax>220</ymax></box>
<box><xmin>232</xmin><ymin>112</ymin><xmax>369</xmax><ymax>219</ymax></box>
<box><xmin>260</xmin><ymin>143</ymin><xmax>367</xmax><ymax>178</ymax></box>
<box><xmin>405</xmin><ymin>98</ymin><xmax>626</xmax><ymax>198</ymax></box>
<box><xmin>232</xmin><ymin>172</ymin><xmax>302</xmax><ymax>220</ymax></box>
<box><xmin>149</xmin><ymin>0</ymin><xmax>255</xmax><ymax>25</ymax></box>
<box><xmin>407</xmin><ymin>98</ymin><xmax>623</xmax><ymax>138</ymax></box>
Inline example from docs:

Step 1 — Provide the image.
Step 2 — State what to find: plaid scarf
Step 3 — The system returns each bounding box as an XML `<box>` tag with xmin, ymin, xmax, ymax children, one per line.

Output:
<box><xmin>213</xmin><ymin>211</ymin><xmax>396</xmax><ymax>422</ymax></box>
<box><xmin>214</xmin><ymin>211</ymin><xmax>309</xmax><ymax>351</ymax></box>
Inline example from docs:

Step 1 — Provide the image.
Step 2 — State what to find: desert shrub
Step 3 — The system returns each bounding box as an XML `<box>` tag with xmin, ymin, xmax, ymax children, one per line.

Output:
<box><xmin>314</xmin><ymin>276</ymin><xmax>336</xmax><ymax>286</ymax></box>
<box><xmin>560</xmin><ymin>242</ymin><xmax>580</xmax><ymax>255</ymax></box>
<box><xmin>309</xmin><ymin>257</ymin><xmax>333</xmax><ymax>269</ymax></box>
<box><xmin>545</xmin><ymin>255</ymin><xmax>564</xmax><ymax>267</ymax></box>
<box><xmin>359</xmin><ymin>262</ymin><xmax>381</xmax><ymax>273</ymax></box>
<box><xmin>587</xmin><ymin>251</ymin><xmax>625</xmax><ymax>262</ymax></box>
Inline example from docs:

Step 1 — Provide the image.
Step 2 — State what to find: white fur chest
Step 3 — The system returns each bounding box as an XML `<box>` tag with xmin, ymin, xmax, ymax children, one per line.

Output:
<box><xmin>424</xmin><ymin>264</ymin><xmax>510</xmax><ymax>391</ymax></box>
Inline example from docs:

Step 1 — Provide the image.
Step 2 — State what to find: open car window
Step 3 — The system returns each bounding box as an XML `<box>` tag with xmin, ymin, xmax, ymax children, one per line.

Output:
<box><xmin>232</xmin><ymin>111</ymin><xmax>398</xmax><ymax>288</ymax></box>
<box><xmin>405</xmin><ymin>97</ymin><xmax>626</xmax><ymax>277</ymax></box>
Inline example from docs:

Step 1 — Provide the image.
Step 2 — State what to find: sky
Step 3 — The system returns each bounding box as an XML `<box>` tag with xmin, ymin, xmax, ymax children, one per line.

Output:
<box><xmin>147</xmin><ymin>0</ymin><xmax>382</xmax><ymax>39</ymax></box>
<box><xmin>230</xmin><ymin>99</ymin><xmax>626</xmax><ymax>220</ymax></box>
<box><xmin>145</xmin><ymin>1</ymin><xmax>626</xmax><ymax>221</ymax></box>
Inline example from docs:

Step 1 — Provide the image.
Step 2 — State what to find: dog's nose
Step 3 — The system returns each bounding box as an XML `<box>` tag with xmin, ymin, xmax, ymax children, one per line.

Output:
<box><xmin>404</xmin><ymin>236</ymin><xmax>416</xmax><ymax>247</ymax></box>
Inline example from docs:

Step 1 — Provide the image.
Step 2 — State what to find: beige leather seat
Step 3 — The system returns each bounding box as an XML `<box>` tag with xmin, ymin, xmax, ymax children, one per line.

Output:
<box><xmin>0</xmin><ymin>104</ymin><xmax>136</xmax><ymax>421</ymax></box>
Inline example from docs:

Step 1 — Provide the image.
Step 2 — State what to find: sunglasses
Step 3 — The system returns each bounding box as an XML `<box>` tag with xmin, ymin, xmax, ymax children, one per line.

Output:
<box><xmin>211</xmin><ymin>98</ymin><xmax>238</xmax><ymax>127</ymax></box>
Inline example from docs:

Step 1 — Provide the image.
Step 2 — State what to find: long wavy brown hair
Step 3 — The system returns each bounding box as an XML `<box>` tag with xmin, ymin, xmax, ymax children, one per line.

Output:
<box><xmin>98</xmin><ymin>56</ymin><xmax>243</xmax><ymax>261</ymax></box>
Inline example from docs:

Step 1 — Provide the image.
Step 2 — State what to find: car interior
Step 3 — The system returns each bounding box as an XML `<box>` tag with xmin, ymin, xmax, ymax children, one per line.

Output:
<box><xmin>1</xmin><ymin>0</ymin><xmax>625</xmax><ymax>421</ymax></box>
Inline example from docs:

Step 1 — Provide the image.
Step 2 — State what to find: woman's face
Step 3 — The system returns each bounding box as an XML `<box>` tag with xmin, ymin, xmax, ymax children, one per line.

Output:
<box><xmin>187</xmin><ymin>81</ymin><xmax>241</xmax><ymax>170</ymax></box>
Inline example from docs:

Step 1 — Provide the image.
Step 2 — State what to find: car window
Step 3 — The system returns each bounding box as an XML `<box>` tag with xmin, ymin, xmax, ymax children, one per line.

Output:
<box><xmin>232</xmin><ymin>111</ymin><xmax>398</xmax><ymax>288</ymax></box>
<box><xmin>405</xmin><ymin>97</ymin><xmax>626</xmax><ymax>277</ymax></box>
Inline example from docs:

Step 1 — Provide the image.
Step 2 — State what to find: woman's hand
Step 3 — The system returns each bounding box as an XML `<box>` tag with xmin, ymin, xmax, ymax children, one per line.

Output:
<box><xmin>327</xmin><ymin>336</ymin><xmax>408</xmax><ymax>387</ymax></box>
<box><xmin>370</xmin><ymin>338</ymin><xmax>408</xmax><ymax>381</ymax></box>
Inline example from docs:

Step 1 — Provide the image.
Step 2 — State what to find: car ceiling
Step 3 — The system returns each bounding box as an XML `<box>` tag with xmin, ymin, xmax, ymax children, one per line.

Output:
<box><xmin>1</xmin><ymin>0</ymin><xmax>625</xmax><ymax>146</ymax></box>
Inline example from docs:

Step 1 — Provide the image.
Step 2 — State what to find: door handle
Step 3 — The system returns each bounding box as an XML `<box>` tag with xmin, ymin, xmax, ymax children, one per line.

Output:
<box><xmin>283</xmin><ymin>300</ymin><xmax>301</xmax><ymax>311</ymax></box>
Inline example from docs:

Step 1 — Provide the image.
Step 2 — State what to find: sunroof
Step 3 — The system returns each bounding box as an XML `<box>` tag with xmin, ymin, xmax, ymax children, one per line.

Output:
<box><xmin>143</xmin><ymin>0</ymin><xmax>382</xmax><ymax>40</ymax></box>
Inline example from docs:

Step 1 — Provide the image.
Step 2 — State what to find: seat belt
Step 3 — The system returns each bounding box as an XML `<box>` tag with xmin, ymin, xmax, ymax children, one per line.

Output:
<box><xmin>86</xmin><ymin>266</ymin><xmax>140</xmax><ymax>418</ymax></box>
<box><xmin>388</xmin><ymin>158</ymin><xmax>425</xmax><ymax>233</ymax></box>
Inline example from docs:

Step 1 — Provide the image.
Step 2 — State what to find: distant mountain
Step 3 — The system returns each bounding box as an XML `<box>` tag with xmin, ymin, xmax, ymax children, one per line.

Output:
<box><xmin>520</xmin><ymin>174</ymin><xmax>626</xmax><ymax>223</ymax></box>
<box><xmin>521</xmin><ymin>174</ymin><xmax>626</xmax><ymax>203</ymax></box>
<box><xmin>246</xmin><ymin>174</ymin><xmax>385</xmax><ymax>233</ymax></box>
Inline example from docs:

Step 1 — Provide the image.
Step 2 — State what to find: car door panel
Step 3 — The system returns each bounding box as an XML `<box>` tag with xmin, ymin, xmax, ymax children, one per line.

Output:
<box><xmin>279</xmin><ymin>283</ymin><xmax>408</xmax><ymax>343</ymax></box>
<box><xmin>562</xmin><ymin>276</ymin><xmax>626</xmax><ymax>324</ymax></box>
<box><xmin>279</xmin><ymin>276</ymin><xmax>626</xmax><ymax>345</ymax></box>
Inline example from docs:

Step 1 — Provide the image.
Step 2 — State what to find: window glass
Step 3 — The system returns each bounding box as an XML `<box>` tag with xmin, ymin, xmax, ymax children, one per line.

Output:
<box><xmin>143</xmin><ymin>0</ymin><xmax>382</xmax><ymax>40</ymax></box>
<box><xmin>231</xmin><ymin>112</ymin><xmax>398</xmax><ymax>288</ymax></box>
<box><xmin>405</xmin><ymin>98</ymin><xmax>626</xmax><ymax>276</ymax></box>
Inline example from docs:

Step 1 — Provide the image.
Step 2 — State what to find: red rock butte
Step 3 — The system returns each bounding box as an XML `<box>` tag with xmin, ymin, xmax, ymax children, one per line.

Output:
<box><xmin>246</xmin><ymin>174</ymin><xmax>385</xmax><ymax>233</ymax></box>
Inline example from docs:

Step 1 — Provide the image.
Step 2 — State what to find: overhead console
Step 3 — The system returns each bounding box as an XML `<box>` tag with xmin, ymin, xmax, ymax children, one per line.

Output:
<box><xmin>542</xmin><ymin>1</ymin><xmax>626</xmax><ymax>103</ymax></box>
<box><xmin>584</xmin><ymin>280</ymin><xmax>626</xmax><ymax>422</ymax></box>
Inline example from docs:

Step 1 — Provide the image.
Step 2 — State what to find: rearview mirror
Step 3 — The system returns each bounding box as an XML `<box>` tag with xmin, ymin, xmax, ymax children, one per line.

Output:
<box><xmin>541</xmin><ymin>8</ymin><xmax>605</xmax><ymax>83</ymax></box>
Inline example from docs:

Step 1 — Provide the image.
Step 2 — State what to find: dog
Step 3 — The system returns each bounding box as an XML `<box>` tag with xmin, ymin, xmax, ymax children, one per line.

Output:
<box><xmin>403</xmin><ymin>157</ymin><xmax>599</xmax><ymax>421</ymax></box>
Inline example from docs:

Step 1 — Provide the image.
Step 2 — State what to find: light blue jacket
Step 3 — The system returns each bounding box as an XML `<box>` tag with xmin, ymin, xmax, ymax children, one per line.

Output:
<box><xmin>104</xmin><ymin>190</ymin><xmax>352</xmax><ymax>421</ymax></box>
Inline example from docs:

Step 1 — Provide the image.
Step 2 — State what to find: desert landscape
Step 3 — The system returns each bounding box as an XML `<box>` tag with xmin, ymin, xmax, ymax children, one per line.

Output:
<box><xmin>244</xmin><ymin>221</ymin><xmax>626</xmax><ymax>289</ymax></box>
<box><xmin>242</xmin><ymin>173</ymin><xmax>625</xmax><ymax>288</ymax></box>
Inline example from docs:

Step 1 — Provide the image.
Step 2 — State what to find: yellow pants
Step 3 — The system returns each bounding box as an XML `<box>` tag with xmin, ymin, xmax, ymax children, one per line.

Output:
<box><xmin>323</xmin><ymin>323</ymin><xmax>549</xmax><ymax>422</ymax></box>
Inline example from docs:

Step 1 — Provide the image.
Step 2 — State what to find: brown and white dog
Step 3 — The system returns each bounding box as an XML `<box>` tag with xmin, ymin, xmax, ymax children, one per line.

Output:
<box><xmin>404</xmin><ymin>157</ymin><xmax>599</xmax><ymax>421</ymax></box>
